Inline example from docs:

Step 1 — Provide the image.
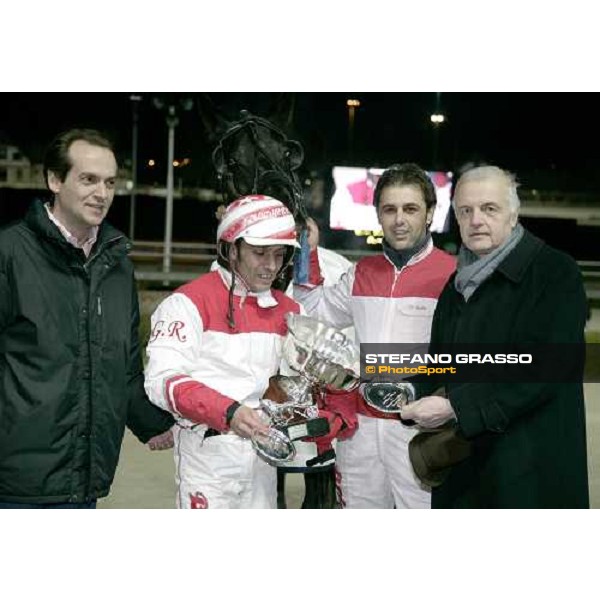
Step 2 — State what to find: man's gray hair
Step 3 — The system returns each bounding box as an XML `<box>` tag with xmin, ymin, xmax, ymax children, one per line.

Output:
<box><xmin>453</xmin><ymin>165</ymin><xmax>520</xmax><ymax>214</ymax></box>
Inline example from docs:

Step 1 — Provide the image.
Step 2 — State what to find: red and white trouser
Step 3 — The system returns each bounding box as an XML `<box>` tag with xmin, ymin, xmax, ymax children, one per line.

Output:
<box><xmin>174</xmin><ymin>425</ymin><xmax>276</xmax><ymax>509</ymax></box>
<box><xmin>335</xmin><ymin>414</ymin><xmax>431</xmax><ymax>509</ymax></box>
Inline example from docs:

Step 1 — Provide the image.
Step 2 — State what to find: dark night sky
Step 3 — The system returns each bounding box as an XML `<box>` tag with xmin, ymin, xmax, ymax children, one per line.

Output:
<box><xmin>1</xmin><ymin>92</ymin><xmax>599</xmax><ymax>192</ymax></box>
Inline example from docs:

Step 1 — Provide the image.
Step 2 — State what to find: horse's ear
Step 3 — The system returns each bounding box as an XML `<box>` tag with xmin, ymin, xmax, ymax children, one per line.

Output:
<box><xmin>285</xmin><ymin>140</ymin><xmax>304</xmax><ymax>171</ymax></box>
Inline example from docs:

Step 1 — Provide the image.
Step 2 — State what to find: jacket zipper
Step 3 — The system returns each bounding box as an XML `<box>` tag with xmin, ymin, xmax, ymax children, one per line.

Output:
<box><xmin>84</xmin><ymin>234</ymin><xmax>124</xmax><ymax>271</ymax></box>
<box><xmin>83</xmin><ymin>235</ymin><xmax>122</xmax><ymax>500</ymax></box>
<box><xmin>391</xmin><ymin>266</ymin><xmax>405</xmax><ymax>297</ymax></box>
<box><xmin>382</xmin><ymin>252</ymin><xmax>405</xmax><ymax>297</ymax></box>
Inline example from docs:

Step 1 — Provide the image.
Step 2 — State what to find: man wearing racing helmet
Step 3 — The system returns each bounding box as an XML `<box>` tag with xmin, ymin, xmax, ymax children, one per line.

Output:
<box><xmin>144</xmin><ymin>195</ymin><xmax>302</xmax><ymax>509</ymax></box>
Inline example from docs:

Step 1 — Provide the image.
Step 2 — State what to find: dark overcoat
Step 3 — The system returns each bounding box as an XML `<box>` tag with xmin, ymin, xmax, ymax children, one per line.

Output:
<box><xmin>429</xmin><ymin>230</ymin><xmax>589</xmax><ymax>508</ymax></box>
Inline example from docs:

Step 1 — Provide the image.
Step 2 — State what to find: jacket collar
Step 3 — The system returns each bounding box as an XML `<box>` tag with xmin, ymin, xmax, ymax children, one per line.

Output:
<box><xmin>382</xmin><ymin>236</ymin><xmax>434</xmax><ymax>271</ymax></box>
<box><xmin>25</xmin><ymin>198</ymin><xmax>128</xmax><ymax>258</ymax></box>
<box><xmin>496</xmin><ymin>228</ymin><xmax>545</xmax><ymax>283</ymax></box>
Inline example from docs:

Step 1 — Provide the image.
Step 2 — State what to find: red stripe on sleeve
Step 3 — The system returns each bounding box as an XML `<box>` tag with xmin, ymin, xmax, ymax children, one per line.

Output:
<box><xmin>166</xmin><ymin>376</ymin><xmax>234</xmax><ymax>431</ymax></box>
<box><xmin>165</xmin><ymin>374</ymin><xmax>190</xmax><ymax>413</ymax></box>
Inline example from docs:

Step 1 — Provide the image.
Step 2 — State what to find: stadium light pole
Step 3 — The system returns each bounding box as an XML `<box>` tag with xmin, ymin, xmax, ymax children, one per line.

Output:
<box><xmin>347</xmin><ymin>98</ymin><xmax>361</xmax><ymax>163</ymax></box>
<box><xmin>153</xmin><ymin>96</ymin><xmax>193</xmax><ymax>279</ymax></box>
<box><xmin>129</xmin><ymin>94</ymin><xmax>142</xmax><ymax>241</ymax></box>
<box><xmin>163</xmin><ymin>105</ymin><xmax>178</xmax><ymax>276</ymax></box>
<box><xmin>430</xmin><ymin>92</ymin><xmax>446</xmax><ymax>169</ymax></box>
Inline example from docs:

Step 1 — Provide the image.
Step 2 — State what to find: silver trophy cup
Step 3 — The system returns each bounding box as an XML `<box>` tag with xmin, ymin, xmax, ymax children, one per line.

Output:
<box><xmin>283</xmin><ymin>314</ymin><xmax>360</xmax><ymax>390</ymax></box>
<box><xmin>251</xmin><ymin>314</ymin><xmax>361</xmax><ymax>465</ymax></box>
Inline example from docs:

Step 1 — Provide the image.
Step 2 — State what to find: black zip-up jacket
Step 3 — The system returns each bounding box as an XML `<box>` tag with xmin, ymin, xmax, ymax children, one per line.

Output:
<box><xmin>0</xmin><ymin>200</ymin><xmax>174</xmax><ymax>503</ymax></box>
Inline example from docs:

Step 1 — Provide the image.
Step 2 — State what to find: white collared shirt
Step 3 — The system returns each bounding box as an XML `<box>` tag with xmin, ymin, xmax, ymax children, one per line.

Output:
<box><xmin>45</xmin><ymin>203</ymin><xmax>98</xmax><ymax>258</ymax></box>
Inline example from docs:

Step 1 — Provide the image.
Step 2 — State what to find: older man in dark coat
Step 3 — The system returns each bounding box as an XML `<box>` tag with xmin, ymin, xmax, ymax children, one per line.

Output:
<box><xmin>401</xmin><ymin>166</ymin><xmax>589</xmax><ymax>508</ymax></box>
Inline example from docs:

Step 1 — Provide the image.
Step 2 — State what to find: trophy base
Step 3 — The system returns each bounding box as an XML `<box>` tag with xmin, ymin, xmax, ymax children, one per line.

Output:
<box><xmin>251</xmin><ymin>428</ymin><xmax>296</xmax><ymax>466</ymax></box>
<box><xmin>363</xmin><ymin>382</ymin><xmax>415</xmax><ymax>413</ymax></box>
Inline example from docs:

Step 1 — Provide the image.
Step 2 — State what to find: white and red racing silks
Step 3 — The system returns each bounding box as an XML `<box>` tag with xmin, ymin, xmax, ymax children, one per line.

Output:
<box><xmin>295</xmin><ymin>238</ymin><xmax>457</xmax><ymax>419</ymax></box>
<box><xmin>190</xmin><ymin>491</ymin><xmax>209</xmax><ymax>509</ymax></box>
<box><xmin>144</xmin><ymin>266</ymin><xmax>301</xmax><ymax>432</ymax></box>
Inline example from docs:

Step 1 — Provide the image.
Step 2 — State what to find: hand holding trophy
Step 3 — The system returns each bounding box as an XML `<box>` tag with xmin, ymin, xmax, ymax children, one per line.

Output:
<box><xmin>251</xmin><ymin>314</ymin><xmax>360</xmax><ymax>465</ymax></box>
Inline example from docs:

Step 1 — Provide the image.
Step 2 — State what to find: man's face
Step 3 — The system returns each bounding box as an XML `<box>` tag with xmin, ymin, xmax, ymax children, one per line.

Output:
<box><xmin>377</xmin><ymin>184</ymin><xmax>433</xmax><ymax>251</ymax></box>
<box><xmin>230</xmin><ymin>240</ymin><xmax>287</xmax><ymax>292</ymax></box>
<box><xmin>48</xmin><ymin>140</ymin><xmax>117</xmax><ymax>238</ymax></box>
<box><xmin>453</xmin><ymin>178</ymin><xmax>518</xmax><ymax>256</ymax></box>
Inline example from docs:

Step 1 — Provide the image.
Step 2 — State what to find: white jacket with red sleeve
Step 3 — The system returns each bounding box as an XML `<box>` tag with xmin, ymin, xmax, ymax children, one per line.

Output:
<box><xmin>144</xmin><ymin>266</ymin><xmax>301</xmax><ymax>432</ymax></box>
<box><xmin>294</xmin><ymin>239</ymin><xmax>456</xmax><ymax>418</ymax></box>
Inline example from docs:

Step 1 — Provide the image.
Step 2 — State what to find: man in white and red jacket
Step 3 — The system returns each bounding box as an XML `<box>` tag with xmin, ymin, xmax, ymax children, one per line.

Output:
<box><xmin>295</xmin><ymin>164</ymin><xmax>456</xmax><ymax>508</ymax></box>
<box><xmin>144</xmin><ymin>195</ymin><xmax>307</xmax><ymax>509</ymax></box>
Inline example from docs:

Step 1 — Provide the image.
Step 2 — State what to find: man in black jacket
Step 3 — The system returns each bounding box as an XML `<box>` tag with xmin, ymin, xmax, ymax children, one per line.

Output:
<box><xmin>401</xmin><ymin>165</ymin><xmax>589</xmax><ymax>508</ymax></box>
<box><xmin>0</xmin><ymin>128</ymin><xmax>174</xmax><ymax>508</ymax></box>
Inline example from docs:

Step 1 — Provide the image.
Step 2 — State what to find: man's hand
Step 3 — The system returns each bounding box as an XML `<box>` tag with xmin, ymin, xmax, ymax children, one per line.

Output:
<box><xmin>400</xmin><ymin>396</ymin><xmax>456</xmax><ymax>429</ymax></box>
<box><xmin>229</xmin><ymin>406</ymin><xmax>269</xmax><ymax>439</ymax></box>
<box><xmin>147</xmin><ymin>429</ymin><xmax>174</xmax><ymax>451</ymax></box>
<box><xmin>305</xmin><ymin>217</ymin><xmax>319</xmax><ymax>250</ymax></box>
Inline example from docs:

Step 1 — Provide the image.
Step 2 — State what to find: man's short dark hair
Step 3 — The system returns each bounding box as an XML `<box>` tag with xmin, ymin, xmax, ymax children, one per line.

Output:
<box><xmin>43</xmin><ymin>128</ymin><xmax>115</xmax><ymax>189</ymax></box>
<box><xmin>373</xmin><ymin>163</ymin><xmax>437</xmax><ymax>211</ymax></box>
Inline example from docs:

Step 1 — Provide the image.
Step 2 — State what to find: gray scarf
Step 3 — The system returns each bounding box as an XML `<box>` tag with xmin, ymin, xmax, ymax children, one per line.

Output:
<box><xmin>454</xmin><ymin>223</ymin><xmax>524</xmax><ymax>301</ymax></box>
